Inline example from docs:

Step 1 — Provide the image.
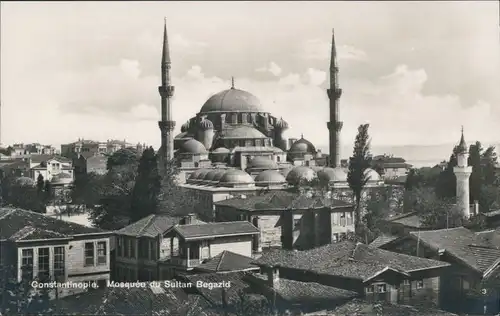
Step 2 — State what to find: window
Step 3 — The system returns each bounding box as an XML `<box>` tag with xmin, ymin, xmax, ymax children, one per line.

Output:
<box><xmin>53</xmin><ymin>247</ymin><xmax>65</xmax><ymax>279</ymax></box>
<box><xmin>97</xmin><ymin>242</ymin><xmax>107</xmax><ymax>265</ymax></box>
<box><xmin>21</xmin><ymin>249</ymin><xmax>34</xmax><ymax>279</ymax></box>
<box><xmin>340</xmin><ymin>213</ymin><xmax>346</xmax><ymax>226</ymax></box>
<box><xmin>366</xmin><ymin>285</ymin><xmax>374</xmax><ymax>293</ymax></box>
<box><xmin>346</xmin><ymin>212</ymin><xmax>353</xmax><ymax>226</ymax></box>
<box><xmin>416</xmin><ymin>280</ymin><xmax>424</xmax><ymax>289</ymax></box>
<box><xmin>38</xmin><ymin>248</ymin><xmax>50</xmax><ymax>280</ymax></box>
<box><xmin>117</xmin><ymin>237</ymin><xmax>122</xmax><ymax>257</ymax></box>
<box><xmin>403</xmin><ymin>279</ymin><xmax>410</xmax><ymax>286</ymax></box>
<box><xmin>124</xmin><ymin>238</ymin><xmax>129</xmax><ymax>258</ymax></box>
<box><xmin>189</xmin><ymin>242</ymin><xmax>200</xmax><ymax>260</ymax></box>
<box><xmin>150</xmin><ymin>240</ymin><xmax>157</xmax><ymax>261</ymax></box>
<box><xmin>84</xmin><ymin>242</ymin><xmax>95</xmax><ymax>266</ymax></box>
<box><xmin>377</xmin><ymin>284</ymin><xmax>387</xmax><ymax>293</ymax></box>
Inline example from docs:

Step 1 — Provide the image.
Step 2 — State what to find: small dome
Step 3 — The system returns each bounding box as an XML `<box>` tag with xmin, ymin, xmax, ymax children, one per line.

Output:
<box><xmin>248</xmin><ymin>156</ymin><xmax>278</xmax><ymax>170</ymax></box>
<box><xmin>219</xmin><ymin>169</ymin><xmax>254</xmax><ymax>186</ymax></box>
<box><xmin>181</xmin><ymin>121</ymin><xmax>190</xmax><ymax>133</ymax></box>
<box><xmin>272</xmin><ymin>147</ymin><xmax>284</xmax><ymax>153</ymax></box>
<box><xmin>199</xmin><ymin>119</ymin><xmax>214</xmax><ymax>130</ymax></box>
<box><xmin>203</xmin><ymin>170</ymin><xmax>220</xmax><ymax>183</ymax></box>
<box><xmin>281</xmin><ymin>168</ymin><xmax>293</xmax><ymax>178</ymax></box>
<box><xmin>364</xmin><ymin>168</ymin><xmax>381</xmax><ymax>182</ymax></box>
<box><xmin>275</xmin><ymin>118</ymin><xmax>289</xmax><ymax>130</ymax></box>
<box><xmin>175</xmin><ymin>132</ymin><xmax>192</xmax><ymax>140</ymax></box>
<box><xmin>289</xmin><ymin>137</ymin><xmax>316</xmax><ymax>154</ymax></box>
<box><xmin>14</xmin><ymin>177</ymin><xmax>35</xmax><ymax>187</ymax></box>
<box><xmin>195</xmin><ymin>169</ymin><xmax>212</xmax><ymax>182</ymax></box>
<box><xmin>187</xmin><ymin>169</ymin><xmax>204</xmax><ymax>183</ymax></box>
<box><xmin>200</xmin><ymin>88</ymin><xmax>263</xmax><ymax>113</ymax></box>
<box><xmin>285</xmin><ymin>166</ymin><xmax>317</xmax><ymax>185</ymax></box>
<box><xmin>212</xmin><ymin>169</ymin><xmax>228</xmax><ymax>183</ymax></box>
<box><xmin>317</xmin><ymin>167</ymin><xmax>347</xmax><ymax>183</ymax></box>
<box><xmin>211</xmin><ymin>147</ymin><xmax>230</xmax><ymax>154</ymax></box>
<box><xmin>180</xmin><ymin>139</ymin><xmax>207</xmax><ymax>154</ymax></box>
<box><xmin>255</xmin><ymin>170</ymin><xmax>286</xmax><ymax>187</ymax></box>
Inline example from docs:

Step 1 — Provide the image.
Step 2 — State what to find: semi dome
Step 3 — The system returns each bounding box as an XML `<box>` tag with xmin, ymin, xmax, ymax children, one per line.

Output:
<box><xmin>180</xmin><ymin>139</ymin><xmax>207</xmax><ymax>154</ymax></box>
<box><xmin>203</xmin><ymin>170</ymin><xmax>220</xmax><ymax>184</ymax></box>
<box><xmin>221</xmin><ymin>126</ymin><xmax>267</xmax><ymax>139</ymax></box>
<box><xmin>200</xmin><ymin>88</ymin><xmax>263</xmax><ymax>113</ymax></box>
<box><xmin>219</xmin><ymin>169</ymin><xmax>254</xmax><ymax>186</ymax></box>
<box><xmin>317</xmin><ymin>167</ymin><xmax>347</xmax><ymax>183</ymax></box>
<box><xmin>285</xmin><ymin>166</ymin><xmax>317</xmax><ymax>185</ymax></box>
<box><xmin>248</xmin><ymin>156</ymin><xmax>278</xmax><ymax>170</ymax></box>
<box><xmin>187</xmin><ymin>169</ymin><xmax>204</xmax><ymax>183</ymax></box>
<box><xmin>364</xmin><ymin>168</ymin><xmax>381</xmax><ymax>182</ymax></box>
<box><xmin>195</xmin><ymin>169</ymin><xmax>212</xmax><ymax>183</ymax></box>
<box><xmin>289</xmin><ymin>137</ymin><xmax>316</xmax><ymax>154</ymax></box>
<box><xmin>181</xmin><ymin>121</ymin><xmax>190</xmax><ymax>133</ymax></box>
<box><xmin>255</xmin><ymin>170</ymin><xmax>286</xmax><ymax>186</ymax></box>
<box><xmin>212</xmin><ymin>169</ymin><xmax>228</xmax><ymax>183</ymax></box>
<box><xmin>199</xmin><ymin>119</ymin><xmax>213</xmax><ymax>130</ymax></box>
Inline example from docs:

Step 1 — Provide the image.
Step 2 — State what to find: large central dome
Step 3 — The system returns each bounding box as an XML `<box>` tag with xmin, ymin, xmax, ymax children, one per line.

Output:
<box><xmin>199</xmin><ymin>88</ymin><xmax>263</xmax><ymax>113</ymax></box>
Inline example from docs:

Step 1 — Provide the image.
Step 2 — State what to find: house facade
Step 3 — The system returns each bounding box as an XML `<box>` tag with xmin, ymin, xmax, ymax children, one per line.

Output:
<box><xmin>159</xmin><ymin>221</ymin><xmax>259</xmax><ymax>279</ymax></box>
<box><xmin>378</xmin><ymin>227</ymin><xmax>500</xmax><ymax>314</ymax></box>
<box><xmin>0</xmin><ymin>207</ymin><xmax>113</xmax><ymax>299</ymax></box>
<box><xmin>214</xmin><ymin>191</ymin><xmax>355</xmax><ymax>250</ymax></box>
<box><xmin>252</xmin><ymin>241</ymin><xmax>450</xmax><ymax>307</ymax></box>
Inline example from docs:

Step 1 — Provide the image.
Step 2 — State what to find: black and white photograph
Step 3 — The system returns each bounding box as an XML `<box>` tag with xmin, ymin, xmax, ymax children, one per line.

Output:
<box><xmin>0</xmin><ymin>1</ymin><xmax>499</xmax><ymax>315</ymax></box>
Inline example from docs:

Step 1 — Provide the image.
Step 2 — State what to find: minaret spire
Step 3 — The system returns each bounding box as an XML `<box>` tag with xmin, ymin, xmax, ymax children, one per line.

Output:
<box><xmin>231</xmin><ymin>76</ymin><xmax>235</xmax><ymax>89</ymax></box>
<box><xmin>158</xmin><ymin>18</ymin><xmax>176</xmax><ymax>173</ymax></box>
<box><xmin>326</xmin><ymin>28</ymin><xmax>343</xmax><ymax>168</ymax></box>
<box><xmin>454</xmin><ymin>127</ymin><xmax>472</xmax><ymax>218</ymax></box>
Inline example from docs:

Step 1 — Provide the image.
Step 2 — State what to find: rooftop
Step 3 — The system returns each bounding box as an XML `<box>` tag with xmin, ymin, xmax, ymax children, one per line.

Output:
<box><xmin>167</xmin><ymin>221</ymin><xmax>259</xmax><ymax>241</ymax></box>
<box><xmin>368</xmin><ymin>234</ymin><xmax>399</xmax><ymax>248</ymax></box>
<box><xmin>253</xmin><ymin>241</ymin><xmax>449</xmax><ymax>282</ymax></box>
<box><xmin>116</xmin><ymin>214</ymin><xmax>205</xmax><ymax>237</ymax></box>
<box><xmin>215</xmin><ymin>191</ymin><xmax>353</xmax><ymax>212</ymax></box>
<box><xmin>409</xmin><ymin>227</ymin><xmax>500</xmax><ymax>274</ymax></box>
<box><xmin>195</xmin><ymin>251</ymin><xmax>259</xmax><ymax>273</ymax></box>
<box><xmin>0</xmin><ymin>207</ymin><xmax>107</xmax><ymax>241</ymax></box>
<box><xmin>331</xmin><ymin>298</ymin><xmax>457</xmax><ymax>316</ymax></box>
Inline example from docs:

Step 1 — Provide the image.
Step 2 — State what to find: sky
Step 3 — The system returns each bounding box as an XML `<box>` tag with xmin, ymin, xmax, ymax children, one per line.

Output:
<box><xmin>1</xmin><ymin>1</ymin><xmax>499</xmax><ymax>152</ymax></box>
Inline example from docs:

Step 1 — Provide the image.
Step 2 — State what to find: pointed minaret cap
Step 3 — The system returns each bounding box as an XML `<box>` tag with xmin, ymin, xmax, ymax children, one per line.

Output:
<box><xmin>458</xmin><ymin>126</ymin><xmax>468</xmax><ymax>153</ymax></box>
<box><xmin>162</xmin><ymin>17</ymin><xmax>171</xmax><ymax>64</ymax></box>
<box><xmin>330</xmin><ymin>28</ymin><xmax>338</xmax><ymax>69</ymax></box>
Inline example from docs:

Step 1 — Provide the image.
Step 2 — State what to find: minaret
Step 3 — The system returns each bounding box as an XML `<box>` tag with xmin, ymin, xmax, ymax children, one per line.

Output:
<box><xmin>326</xmin><ymin>29</ymin><xmax>343</xmax><ymax>168</ymax></box>
<box><xmin>453</xmin><ymin>127</ymin><xmax>472</xmax><ymax>218</ymax></box>
<box><xmin>158</xmin><ymin>18</ymin><xmax>176</xmax><ymax>173</ymax></box>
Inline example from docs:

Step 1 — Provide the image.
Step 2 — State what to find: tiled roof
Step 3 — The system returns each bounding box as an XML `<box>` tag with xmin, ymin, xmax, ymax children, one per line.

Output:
<box><xmin>116</xmin><ymin>214</ymin><xmax>182</xmax><ymax>237</ymax></box>
<box><xmin>183</xmin><ymin>272</ymin><xmax>267</xmax><ymax>309</ymax></box>
<box><xmin>248</xmin><ymin>273</ymin><xmax>358</xmax><ymax>304</ymax></box>
<box><xmin>171</xmin><ymin>221</ymin><xmax>259</xmax><ymax>240</ymax></box>
<box><xmin>331</xmin><ymin>298</ymin><xmax>457</xmax><ymax>316</ymax></box>
<box><xmin>195</xmin><ymin>251</ymin><xmax>258</xmax><ymax>273</ymax></box>
<box><xmin>410</xmin><ymin>227</ymin><xmax>500</xmax><ymax>273</ymax></box>
<box><xmin>387</xmin><ymin>212</ymin><xmax>424</xmax><ymax>228</ymax></box>
<box><xmin>53</xmin><ymin>281</ymin><xmax>216</xmax><ymax>316</ymax></box>
<box><xmin>369</xmin><ymin>235</ymin><xmax>399</xmax><ymax>248</ymax></box>
<box><xmin>0</xmin><ymin>207</ymin><xmax>107</xmax><ymax>240</ymax></box>
<box><xmin>29</xmin><ymin>154</ymin><xmax>71</xmax><ymax>164</ymax></box>
<box><xmin>9</xmin><ymin>226</ymin><xmax>70</xmax><ymax>241</ymax></box>
<box><xmin>253</xmin><ymin>241</ymin><xmax>449</xmax><ymax>282</ymax></box>
<box><xmin>215</xmin><ymin>191</ymin><xmax>353</xmax><ymax>212</ymax></box>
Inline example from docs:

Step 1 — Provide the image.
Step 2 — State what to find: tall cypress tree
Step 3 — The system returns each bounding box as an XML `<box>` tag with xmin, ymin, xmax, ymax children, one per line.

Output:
<box><xmin>129</xmin><ymin>147</ymin><xmax>161</xmax><ymax>222</ymax></box>
<box><xmin>468</xmin><ymin>142</ymin><xmax>483</xmax><ymax>204</ymax></box>
<box><xmin>347</xmin><ymin>124</ymin><xmax>372</xmax><ymax>237</ymax></box>
<box><xmin>435</xmin><ymin>146</ymin><xmax>459</xmax><ymax>199</ymax></box>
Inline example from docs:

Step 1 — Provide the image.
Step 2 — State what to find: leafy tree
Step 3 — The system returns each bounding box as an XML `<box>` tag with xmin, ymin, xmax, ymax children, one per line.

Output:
<box><xmin>468</xmin><ymin>142</ymin><xmax>483</xmax><ymax>204</ymax></box>
<box><xmin>1</xmin><ymin>177</ymin><xmax>45</xmax><ymax>212</ymax></box>
<box><xmin>435</xmin><ymin>146</ymin><xmax>459</xmax><ymax>199</ymax></box>
<box><xmin>43</xmin><ymin>180</ymin><xmax>53</xmax><ymax>204</ymax></box>
<box><xmin>347</xmin><ymin>124</ymin><xmax>372</xmax><ymax>237</ymax></box>
<box><xmin>106</xmin><ymin>148</ymin><xmax>139</xmax><ymax>171</ymax></box>
<box><xmin>129</xmin><ymin>147</ymin><xmax>161</xmax><ymax>222</ymax></box>
<box><xmin>363</xmin><ymin>187</ymin><xmax>396</xmax><ymax>241</ymax></box>
<box><xmin>411</xmin><ymin>187</ymin><xmax>465</xmax><ymax>229</ymax></box>
<box><xmin>70</xmin><ymin>172</ymin><xmax>105</xmax><ymax>209</ymax></box>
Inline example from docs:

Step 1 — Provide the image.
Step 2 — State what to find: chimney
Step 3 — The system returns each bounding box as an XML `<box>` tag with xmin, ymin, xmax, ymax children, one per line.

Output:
<box><xmin>180</xmin><ymin>213</ymin><xmax>196</xmax><ymax>225</ymax></box>
<box><xmin>267</xmin><ymin>267</ymin><xmax>279</xmax><ymax>288</ymax></box>
<box><xmin>474</xmin><ymin>200</ymin><xmax>480</xmax><ymax>216</ymax></box>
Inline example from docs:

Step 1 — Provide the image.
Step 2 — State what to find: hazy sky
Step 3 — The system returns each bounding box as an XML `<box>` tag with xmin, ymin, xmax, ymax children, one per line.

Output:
<box><xmin>1</xmin><ymin>1</ymin><xmax>499</xmax><ymax>151</ymax></box>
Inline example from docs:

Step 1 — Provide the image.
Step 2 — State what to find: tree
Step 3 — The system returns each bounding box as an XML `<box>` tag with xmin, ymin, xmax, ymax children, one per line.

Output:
<box><xmin>363</xmin><ymin>187</ymin><xmax>397</xmax><ymax>241</ymax></box>
<box><xmin>44</xmin><ymin>180</ymin><xmax>53</xmax><ymax>204</ymax></box>
<box><xmin>468</xmin><ymin>142</ymin><xmax>483</xmax><ymax>204</ymax></box>
<box><xmin>435</xmin><ymin>146</ymin><xmax>459</xmax><ymax>199</ymax></box>
<box><xmin>1</xmin><ymin>177</ymin><xmax>45</xmax><ymax>213</ymax></box>
<box><xmin>71</xmin><ymin>172</ymin><xmax>105</xmax><ymax>209</ymax></box>
<box><xmin>129</xmin><ymin>147</ymin><xmax>162</xmax><ymax>222</ymax></box>
<box><xmin>36</xmin><ymin>174</ymin><xmax>45</xmax><ymax>196</ymax></box>
<box><xmin>347</xmin><ymin>124</ymin><xmax>372</xmax><ymax>238</ymax></box>
<box><xmin>411</xmin><ymin>187</ymin><xmax>465</xmax><ymax>229</ymax></box>
<box><xmin>106</xmin><ymin>148</ymin><xmax>139</xmax><ymax>171</ymax></box>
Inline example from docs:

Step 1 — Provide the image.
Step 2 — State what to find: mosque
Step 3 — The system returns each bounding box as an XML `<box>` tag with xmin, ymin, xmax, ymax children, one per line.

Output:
<box><xmin>155</xmin><ymin>19</ymin><xmax>383</xmax><ymax>211</ymax></box>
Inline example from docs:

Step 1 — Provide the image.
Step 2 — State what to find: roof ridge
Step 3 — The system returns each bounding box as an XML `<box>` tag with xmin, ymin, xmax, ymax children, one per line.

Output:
<box><xmin>0</xmin><ymin>208</ymin><xmax>16</xmax><ymax>220</ymax></box>
<box><xmin>137</xmin><ymin>214</ymin><xmax>157</xmax><ymax>236</ymax></box>
<box><xmin>216</xmin><ymin>251</ymin><xmax>227</xmax><ymax>271</ymax></box>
